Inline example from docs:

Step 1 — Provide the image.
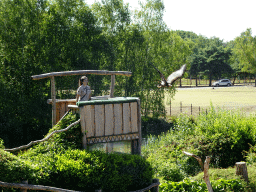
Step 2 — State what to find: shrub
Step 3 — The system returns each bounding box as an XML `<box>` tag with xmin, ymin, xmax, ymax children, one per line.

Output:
<box><xmin>21</xmin><ymin>149</ymin><xmax>153</xmax><ymax>192</ymax></box>
<box><xmin>16</xmin><ymin>112</ymin><xmax>154</xmax><ymax>192</ymax></box>
<box><xmin>0</xmin><ymin>149</ymin><xmax>33</xmax><ymax>183</ymax></box>
<box><xmin>159</xmin><ymin>178</ymin><xmax>244</xmax><ymax>192</ymax></box>
<box><xmin>173</xmin><ymin>106</ymin><xmax>256</xmax><ymax>168</ymax></box>
<box><xmin>0</xmin><ymin>138</ymin><xmax>4</xmax><ymax>149</ymax></box>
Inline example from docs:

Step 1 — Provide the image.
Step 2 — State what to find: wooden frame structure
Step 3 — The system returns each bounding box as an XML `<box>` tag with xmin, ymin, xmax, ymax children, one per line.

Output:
<box><xmin>31</xmin><ymin>70</ymin><xmax>132</xmax><ymax>126</ymax></box>
<box><xmin>77</xmin><ymin>97</ymin><xmax>141</xmax><ymax>154</ymax></box>
<box><xmin>31</xmin><ymin>70</ymin><xmax>141</xmax><ymax>154</ymax></box>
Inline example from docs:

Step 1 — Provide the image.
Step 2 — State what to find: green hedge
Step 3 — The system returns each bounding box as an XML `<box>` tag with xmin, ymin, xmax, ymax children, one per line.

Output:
<box><xmin>160</xmin><ymin>179</ymin><xmax>244</xmax><ymax>192</ymax></box>
<box><xmin>0</xmin><ymin>149</ymin><xmax>32</xmax><ymax>183</ymax></box>
<box><xmin>0</xmin><ymin>112</ymin><xmax>154</xmax><ymax>192</ymax></box>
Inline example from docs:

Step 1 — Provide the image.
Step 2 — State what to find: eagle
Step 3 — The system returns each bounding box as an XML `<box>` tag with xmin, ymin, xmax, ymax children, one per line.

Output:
<box><xmin>151</xmin><ymin>63</ymin><xmax>187</xmax><ymax>88</ymax></box>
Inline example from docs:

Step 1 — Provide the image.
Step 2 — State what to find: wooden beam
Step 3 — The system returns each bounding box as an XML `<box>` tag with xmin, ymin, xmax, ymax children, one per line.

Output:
<box><xmin>31</xmin><ymin>70</ymin><xmax>132</xmax><ymax>80</ymax></box>
<box><xmin>51</xmin><ymin>76</ymin><xmax>56</xmax><ymax>126</ymax></box>
<box><xmin>110</xmin><ymin>74</ymin><xmax>115</xmax><ymax>98</ymax></box>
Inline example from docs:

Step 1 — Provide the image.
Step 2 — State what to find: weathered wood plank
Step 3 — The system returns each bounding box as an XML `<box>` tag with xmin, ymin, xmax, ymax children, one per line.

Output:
<box><xmin>51</xmin><ymin>76</ymin><xmax>56</xmax><ymax>126</ymax></box>
<box><xmin>105</xmin><ymin>104</ymin><xmax>114</xmax><ymax>136</ymax></box>
<box><xmin>95</xmin><ymin>105</ymin><xmax>105</xmax><ymax>137</ymax></box>
<box><xmin>85</xmin><ymin>105</ymin><xmax>95</xmax><ymax>138</ymax></box>
<box><xmin>130</xmin><ymin>102</ymin><xmax>138</xmax><ymax>133</ymax></box>
<box><xmin>59</xmin><ymin>103</ymin><xmax>66</xmax><ymax>121</ymax></box>
<box><xmin>32</xmin><ymin>70</ymin><xmax>132</xmax><ymax>80</ymax></box>
<box><xmin>80</xmin><ymin>107</ymin><xmax>87</xmax><ymax>149</ymax></box>
<box><xmin>110</xmin><ymin>75</ymin><xmax>115</xmax><ymax>98</ymax></box>
<box><xmin>56</xmin><ymin>103</ymin><xmax>61</xmax><ymax>124</ymax></box>
<box><xmin>123</xmin><ymin>103</ymin><xmax>131</xmax><ymax>134</ymax></box>
<box><xmin>114</xmin><ymin>104</ymin><xmax>123</xmax><ymax>135</ymax></box>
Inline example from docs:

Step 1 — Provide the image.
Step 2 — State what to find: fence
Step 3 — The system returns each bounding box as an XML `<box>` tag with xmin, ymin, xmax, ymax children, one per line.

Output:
<box><xmin>0</xmin><ymin>179</ymin><xmax>160</xmax><ymax>192</ymax></box>
<box><xmin>169</xmin><ymin>101</ymin><xmax>209</xmax><ymax>117</ymax></box>
<box><xmin>180</xmin><ymin>77</ymin><xmax>256</xmax><ymax>87</ymax></box>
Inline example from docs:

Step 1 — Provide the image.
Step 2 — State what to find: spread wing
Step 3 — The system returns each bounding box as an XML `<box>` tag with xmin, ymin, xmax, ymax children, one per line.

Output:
<box><xmin>166</xmin><ymin>64</ymin><xmax>187</xmax><ymax>85</ymax></box>
<box><xmin>150</xmin><ymin>63</ymin><xmax>167</xmax><ymax>86</ymax></box>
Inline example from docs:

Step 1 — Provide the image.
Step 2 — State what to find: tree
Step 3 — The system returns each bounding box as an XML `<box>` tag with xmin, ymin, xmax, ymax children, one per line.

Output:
<box><xmin>0</xmin><ymin>0</ymin><xmax>102</xmax><ymax>147</ymax></box>
<box><xmin>190</xmin><ymin>38</ymin><xmax>232</xmax><ymax>86</ymax></box>
<box><xmin>233</xmin><ymin>28</ymin><xmax>256</xmax><ymax>85</ymax></box>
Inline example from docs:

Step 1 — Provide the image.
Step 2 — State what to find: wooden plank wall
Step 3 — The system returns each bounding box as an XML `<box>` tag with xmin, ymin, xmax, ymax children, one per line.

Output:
<box><xmin>55</xmin><ymin>100</ymin><xmax>77</xmax><ymax>123</ymax></box>
<box><xmin>80</xmin><ymin>102</ymin><xmax>138</xmax><ymax>141</ymax></box>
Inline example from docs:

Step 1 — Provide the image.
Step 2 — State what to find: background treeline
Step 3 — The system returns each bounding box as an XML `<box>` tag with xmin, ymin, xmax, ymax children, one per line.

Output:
<box><xmin>0</xmin><ymin>0</ymin><xmax>255</xmax><ymax>148</ymax></box>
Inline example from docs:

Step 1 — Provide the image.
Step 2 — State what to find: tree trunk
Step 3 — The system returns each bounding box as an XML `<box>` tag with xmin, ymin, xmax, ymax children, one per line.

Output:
<box><xmin>209</xmin><ymin>73</ymin><xmax>212</xmax><ymax>87</ymax></box>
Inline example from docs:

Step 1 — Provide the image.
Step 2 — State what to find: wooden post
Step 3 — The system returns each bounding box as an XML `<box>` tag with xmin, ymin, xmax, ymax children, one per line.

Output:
<box><xmin>183</xmin><ymin>152</ymin><xmax>213</xmax><ymax>192</ymax></box>
<box><xmin>110</xmin><ymin>74</ymin><xmax>115</xmax><ymax>98</ymax></box>
<box><xmin>180</xmin><ymin>101</ymin><xmax>182</xmax><ymax>113</ymax></box>
<box><xmin>236</xmin><ymin>162</ymin><xmax>249</xmax><ymax>182</ymax></box>
<box><xmin>203</xmin><ymin>156</ymin><xmax>213</xmax><ymax>192</ymax></box>
<box><xmin>191</xmin><ymin>104</ymin><xmax>192</xmax><ymax>116</ymax></box>
<box><xmin>137</xmin><ymin>99</ymin><xmax>142</xmax><ymax>155</ymax></box>
<box><xmin>51</xmin><ymin>76</ymin><xmax>56</xmax><ymax>126</ymax></box>
<box><xmin>21</xmin><ymin>180</ymin><xmax>28</xmax><ymax>192</ymax></box>
<box><xmin>151</xmin><ymin>179</ymin><xmax>159</xmax><ymax>192</ymax></box>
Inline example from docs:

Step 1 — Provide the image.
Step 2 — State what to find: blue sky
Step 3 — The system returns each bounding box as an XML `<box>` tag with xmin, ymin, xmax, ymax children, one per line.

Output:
<box><xmin>86</xmin><ymin>0</ymin><xmax>256</xmax><ymax>42</ymax></box>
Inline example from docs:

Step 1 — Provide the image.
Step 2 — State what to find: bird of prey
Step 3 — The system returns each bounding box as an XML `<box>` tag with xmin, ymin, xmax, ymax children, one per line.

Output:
<box><xmin>151</xmin><ymin>63</ymin><xmax>187</xmax><ymax>88</ymax></box>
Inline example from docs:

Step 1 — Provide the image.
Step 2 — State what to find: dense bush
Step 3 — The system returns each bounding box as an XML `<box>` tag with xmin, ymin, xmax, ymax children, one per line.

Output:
<box><xmin>159</xmin><ymin>179</ymin><xmax>245</xmax><ymax>192</ymax></box>
<box><xmin>0</xmin><ymin>149</ymin><xmax>33</xmax><ymax>183</ymax></box>
<box><xmin>142</xmin><ymin>106</ymin><xmax>256</xmax><ymax>183</ymax></box>
<box><xmin>14</xmin><ymin>112</ymin><xmax>154</xmax><ymax>192</ymax></box>
<box><xmin>51</xmin><ymin>150</ymin><xmax>154</xmax><ymax>192</ymax></box>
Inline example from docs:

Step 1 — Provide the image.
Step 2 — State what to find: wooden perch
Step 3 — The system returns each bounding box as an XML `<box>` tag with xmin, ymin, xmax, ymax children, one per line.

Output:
<box><xmin>183</xmin><ymin>151</ymin><xmax>213</xmax><ymax>192</ymax></box>
<box><xmin>4</xmin><ymin>119</ymin><xmax>81</xmax><ymax>152</ymax></box>
<box><xmin>31</xmin><ymin>70</ymin><xmax>132</xmax><ymax>80</ymax></box>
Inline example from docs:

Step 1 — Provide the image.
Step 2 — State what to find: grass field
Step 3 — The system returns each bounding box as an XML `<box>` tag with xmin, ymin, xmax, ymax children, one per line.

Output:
<box><xmin>165</xmin><ymin>85</ymin><xmax>256</xmax><ymax>116</ymax></box>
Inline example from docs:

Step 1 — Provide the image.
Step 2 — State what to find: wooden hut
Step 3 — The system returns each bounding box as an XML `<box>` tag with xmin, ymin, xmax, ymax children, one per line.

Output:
<box><xmin>31</xmin><ymin>70</ymin><xmax>141</xmax><ymax>155</ymax></box>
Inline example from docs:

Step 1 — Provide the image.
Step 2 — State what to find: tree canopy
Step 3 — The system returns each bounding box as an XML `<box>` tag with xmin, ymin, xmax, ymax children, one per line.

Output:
<box><xmin>0</xmin><ymin>0</ymin><xmax>252</xmax><ymax>148</ymax></box>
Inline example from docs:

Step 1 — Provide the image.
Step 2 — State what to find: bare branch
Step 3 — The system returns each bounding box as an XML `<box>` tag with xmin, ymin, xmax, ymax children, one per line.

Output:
<box><xmin>4</xmin><ymin>119</ymin><xmax>81</xmax><ymax>152</ymax></box>
<box><xmin>183</xmin><ymin>151</ymin><xmax>204</xmax><ymax>171</ymax></box>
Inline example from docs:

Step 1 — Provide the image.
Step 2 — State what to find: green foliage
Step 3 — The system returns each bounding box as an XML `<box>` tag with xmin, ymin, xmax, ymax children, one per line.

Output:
<box><xmin>19</xmin><ymin>112</ymin><xmax>82</xmax><ymax>159</ymax></box>
<box><xmin>159</xmin><ymin>178</ymin><xmax>245</xmax><ymax>192</ymax></box>
<box><xmin>0</xmin><ymin>138</ymin><xmax>4</xmax><ymax>149</ymax></box>
<box><xmin>244</xmin><ymin>144</ymin><xmax>256</xmax><ymax>165</ymax></box>
<box><xmin>142</xmin><ymin>106</ymin><xmax>256</xmax><ymax>185</ymax></box>
<box><xmin>0</xmin><ymin>149</ymin><xmax>33</xmax><ymax>183</ymax></box>
<box><xmin>14</xmin><ymin>112</ymin><xmax>154</xmax><ymax>192</ymax></box>
<box><xmin>18</xmin><ymin>149</ymin><xmax>153</xmax><ymax>192</ymax></box>
<box><xmin>49</xmin><ymin>149</ymin><xmax>154</xmax><ymax>192</ymax></box>
<box><xmin>233</xmin><ymin>28</ymin><xmax>256</xmax><ymax>73</ymax></box>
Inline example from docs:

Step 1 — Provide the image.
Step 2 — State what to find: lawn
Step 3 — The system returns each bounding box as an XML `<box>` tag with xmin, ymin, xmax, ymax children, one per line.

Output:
<box><xmin>165</xmin><ymin>86</ymin><xmax>256</xmax><ymax>116</ymax></box>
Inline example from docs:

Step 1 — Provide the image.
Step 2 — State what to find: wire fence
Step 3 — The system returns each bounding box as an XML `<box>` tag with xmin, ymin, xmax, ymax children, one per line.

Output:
<box><xmin>180</xmin><ymin>77</ymin><xmax>256</xmax><ymax>87</ymax></box>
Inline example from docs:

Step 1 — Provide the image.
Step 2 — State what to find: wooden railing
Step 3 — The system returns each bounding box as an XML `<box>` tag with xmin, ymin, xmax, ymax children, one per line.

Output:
<box><xmin>0</xmin><ymin>179</ymin><xmax>160</xmax><ymax>192</ymax></box>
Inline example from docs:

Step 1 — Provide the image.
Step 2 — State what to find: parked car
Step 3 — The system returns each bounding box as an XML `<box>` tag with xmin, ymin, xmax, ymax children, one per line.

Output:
<box><xmin>212</xmin><ymin>79</ymin><xmax>232</xmax><ymax>87</ymax></box>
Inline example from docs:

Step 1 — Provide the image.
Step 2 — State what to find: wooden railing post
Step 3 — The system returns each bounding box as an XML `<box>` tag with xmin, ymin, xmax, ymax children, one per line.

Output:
<box><xmin>51</xmin><ymin>76</ymin><xmax>56</xmax><ymax>126</ymax></box>
<box><xmin>21</xmin><ymin>180</ymin><xmax>28</xmax><ymax>192</ymax></box>
<box><xmin>151</xmin><ymin>179</ymin><xmax>159</xmax><ymax>192</ymax></box>
<box><xmin>110</xmin><ymin>74</ymin><xmax>115</xmax><ymax>98</ymax></box>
